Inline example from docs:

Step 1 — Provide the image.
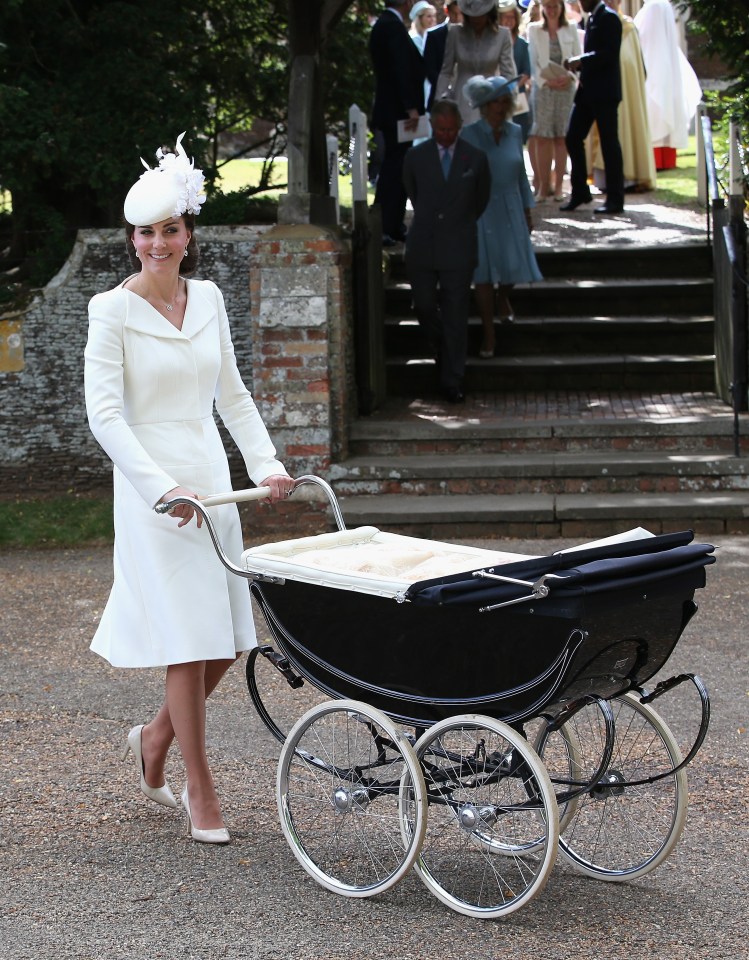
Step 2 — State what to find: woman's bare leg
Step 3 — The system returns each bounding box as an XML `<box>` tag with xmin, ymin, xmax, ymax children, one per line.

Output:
<box><xmin>139</xmin><ymin>656</ymin><xmax>238</xmax><ymax>792</ymax></box>
<box><xmin>163</xmin><ymin>659</ymin><xmax>232</xmax><ymax>830</ymax></box>
<box><xmin>527</xmin><ymin>135</ymin><xmax>540</xmax><ymax>194</ymax></box>
<box><xmin>552</xmin><ymin>137</ymin><xmax>568</xmax><ymax>197</ymax></box>
<box><xmin>497</xmin><ymin>284</ymin><xmax>514</xmax><ymax>320</ymax></box>
<box><xmin>475</xmin><ymin>282</ymin><xmax>496</xmax><ymax>355</ymax></box>
<box><xmin>536</xmin><ymin>137</ymin><xmax>553</xmax><ymax>198</ymax></box>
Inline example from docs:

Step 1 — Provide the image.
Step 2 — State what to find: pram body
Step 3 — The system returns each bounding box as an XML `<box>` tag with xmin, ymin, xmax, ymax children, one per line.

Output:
<box><xmin>160</xmin><ymin>476</ymin><xmax>714</xmax><ymax>919</ymax></box>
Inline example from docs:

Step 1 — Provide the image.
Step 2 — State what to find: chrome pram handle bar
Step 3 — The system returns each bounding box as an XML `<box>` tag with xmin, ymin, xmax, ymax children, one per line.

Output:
<box><xmin>473</xmin><ymin>570</ymin><xmax>564</xmax><ymax>612</ymax></box>
<box><xmin>153</xmin><ymin>475</ymin><xmax>346</xmax><ymax>581</ymax></box>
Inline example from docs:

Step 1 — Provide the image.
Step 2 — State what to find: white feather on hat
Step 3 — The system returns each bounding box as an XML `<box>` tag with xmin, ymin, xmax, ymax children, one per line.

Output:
<box><xmin>123</xmin><ymin>133</ymin><xmax>206</xmax><ymax>226</ymax></box>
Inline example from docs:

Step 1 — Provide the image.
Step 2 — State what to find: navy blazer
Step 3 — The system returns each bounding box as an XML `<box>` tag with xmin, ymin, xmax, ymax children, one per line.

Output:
<box><xmin>369</xmin><ymin>8</ymin><xmax>426</xmax><ymax>128</ymax></box>
<box><xmin>403</xmin><ymin>136</ymin><xmax>491</xmax><ymax>272</ymax></box>
<box><xmin>576</xmin><ymin>2</ymin><xmax>622</xmax><ymax>105</ymax></box>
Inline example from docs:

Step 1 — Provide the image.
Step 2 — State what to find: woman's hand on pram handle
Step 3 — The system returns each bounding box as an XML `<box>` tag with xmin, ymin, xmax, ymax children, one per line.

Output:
<box><xmin>156</xmin><ymin>476</ymin><xmax>296</xmax><ymax>522</ymax></box>
<box><xmin>257</xmin><ymin>474</ymin><xmax>296</xmax><ymax>505</ymax></box>
<box><xmin>157</xmin><ymin>486</ymin><xmax>203</xmax><ymax>528</ymax></box>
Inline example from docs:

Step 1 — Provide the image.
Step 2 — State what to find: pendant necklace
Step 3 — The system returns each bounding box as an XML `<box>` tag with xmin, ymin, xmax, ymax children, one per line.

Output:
<box><xmin>160</xmin><ymin>278</ymin><xmax>181</xmax><ymax>312</ymax></box>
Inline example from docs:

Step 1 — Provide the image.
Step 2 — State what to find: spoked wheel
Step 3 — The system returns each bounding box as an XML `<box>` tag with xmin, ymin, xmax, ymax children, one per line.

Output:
<box><xmin>400</xmin><ymin>714</ymin><xmax>559</xmax><ymax>919</ymax></box>
<box><xmin>539</xmin><ymin>692</ymin><xmax>688</xmax><ymax>880</ymax></box>
<box><xmin>528</xmin><ymin>715</ymin><xmax>586</xmax><ymax>839</ymax></box>
<box><xmin>277</xmin><ymin>699</ymin><xmax>427</xmax><ymax>898</ymax></box>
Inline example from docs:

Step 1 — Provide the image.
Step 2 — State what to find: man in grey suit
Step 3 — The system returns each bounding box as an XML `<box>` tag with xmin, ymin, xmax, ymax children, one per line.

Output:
<box><xmin>403</xmin><ymin>99</ymin><xmax>491</xmax><ymax>403</ymax></box>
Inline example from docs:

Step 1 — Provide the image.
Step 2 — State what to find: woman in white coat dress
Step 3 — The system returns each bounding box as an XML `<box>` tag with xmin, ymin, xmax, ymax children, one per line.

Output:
<box><xmin>84</xmin><ymin>134</ymin><xmax>294</xmax><ymax>844</ymax></box>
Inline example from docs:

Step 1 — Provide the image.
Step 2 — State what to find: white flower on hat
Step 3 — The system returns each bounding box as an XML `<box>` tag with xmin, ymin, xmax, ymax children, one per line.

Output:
<box><xmin>124</xmin><ymin>132</ymin><xmax>206</xmax><ymax>226</ymax></box>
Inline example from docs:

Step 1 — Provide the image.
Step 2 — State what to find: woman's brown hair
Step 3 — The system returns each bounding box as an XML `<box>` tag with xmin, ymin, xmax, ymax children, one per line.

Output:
<box><xmin>465</xmin><ymin>6</ymin><xmax>499</xmax><ymax>31</ymax></box>
<box><xmin>542</xmin><ymin>1</ymin><xmax>568</xmax><ymax>28</ymax></box>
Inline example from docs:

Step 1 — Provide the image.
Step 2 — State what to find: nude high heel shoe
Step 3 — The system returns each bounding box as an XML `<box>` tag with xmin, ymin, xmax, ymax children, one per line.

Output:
<box><xmin>121</xmin><ymin>725</ymin><xmax>178</xmax><ymax>808</ymax></box>
<box><xmin>181</xmin><ymin>788</ymin><xmax>230</xmax><ymax>845</ymax></box>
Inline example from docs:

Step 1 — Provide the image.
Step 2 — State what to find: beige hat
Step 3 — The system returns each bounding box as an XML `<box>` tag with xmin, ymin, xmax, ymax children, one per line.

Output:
<box><xmin>123</xmin><ymin>133</ymin><xmax>206</xmax><ymax>226</ymax></box>
<box><xmin>458</xmin><ymin>0</ymin><xmax>496</xmax><ymax>15</ymax></box>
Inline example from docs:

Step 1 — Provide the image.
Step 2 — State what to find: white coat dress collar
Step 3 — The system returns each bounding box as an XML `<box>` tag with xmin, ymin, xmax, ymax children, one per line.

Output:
<box><xmin>120</xmin><ymin>277</ymin><xmax>214</xmax><ymax>340</ymax></box>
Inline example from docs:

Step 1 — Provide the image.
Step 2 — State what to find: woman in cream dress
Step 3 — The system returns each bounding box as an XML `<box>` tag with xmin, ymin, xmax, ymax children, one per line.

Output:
<box><xmin>527</xmin><ymin>1</ymin><xmax>580</xmax><ymax>201</ymax></box>
<box><xmin>434</xmin><ymin>0</ymin><xmax>517</xmax><ymax>124</ymax></box>
<box><xmin>84</xmin><ymin>134</ymin><xmax>294</xmax><ymax>844</ymax></box>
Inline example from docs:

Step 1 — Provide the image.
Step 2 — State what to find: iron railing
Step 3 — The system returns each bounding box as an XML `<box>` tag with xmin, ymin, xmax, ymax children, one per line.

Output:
<box><xmin>697</xmin><ymin>110</ymin><xmax>747</xmax><ymax>456</ymax></box>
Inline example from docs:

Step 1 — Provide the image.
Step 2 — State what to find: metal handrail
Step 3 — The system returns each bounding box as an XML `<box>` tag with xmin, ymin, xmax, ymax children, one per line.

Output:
<box><xmin>700</xmin><ymin>113</ymin><xmax>747</xmax><ymax>454</ymax></box>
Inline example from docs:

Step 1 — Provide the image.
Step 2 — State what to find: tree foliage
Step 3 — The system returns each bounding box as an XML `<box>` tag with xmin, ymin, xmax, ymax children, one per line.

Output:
<box><xmin>0</xmin><ymin>0</ymin><xmax>376</xmax><ymax>286</ymax></box>
<box><xmin>687</xmin><ymin>0</ymin><xmax>748</xmax><ymax>128</ymax></box>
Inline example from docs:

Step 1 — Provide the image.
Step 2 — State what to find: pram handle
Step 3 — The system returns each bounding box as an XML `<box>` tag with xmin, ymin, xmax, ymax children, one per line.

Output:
<box><xmin>200</xmin><ymin>487</ymin><xmax>272</xmax><ymax>507</ymax></box>
<box><xmin>155</xmin><ymin>475</ymin><xmax>346</xmax><ymax>530</ymax></box>
<box><xmin>151</xmin><ymin>475</ymin><xmax>347</xmax><ymax>581</ymax></box>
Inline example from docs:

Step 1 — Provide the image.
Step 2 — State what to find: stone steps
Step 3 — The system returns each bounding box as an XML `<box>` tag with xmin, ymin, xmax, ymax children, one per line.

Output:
<box><xmin>531</xmin><ymin>242</ymin><xmax>712</xmax><ymax>280</ymax></box>
<box><xmin>327</xmin><ymin>242</ymin><xmax>745</xmax><ymax>537</ymax></box>
<box><xmin>383</xmin><ymin>243</ymin><xmax>715</xmax><ymax>394</ymax></box>
<box><xmin>385</xmin><ymin>351</ymin><xmax>715</xmax><ymax>393</ymax></box>
<box><xmin>332</xmin><ymin>490</ymin><xmax>749</xmax><ymax>539</ymax></box>
<box><xmin>387</xmin><ymin>242</ymin><xmax>713</xmax><ymax>281</ymax></box>
<box><xmin>385</xmin><ymin>315</ymin><xmax>714</xmax><ymax>356</ymax></box>
<box><xmin>330</xmin><ymin>450</ymin><xmax>749</xmax><ymax>496</ymax></box>
<box><xmin>348</xmin><ymin>416</ymin><xmax>742</xmax><ymax>455</ymax></box>
<box><xmin>386</xmin><ymin>277</ymin><xmax>714</xmax><ymax>318</ymax></box>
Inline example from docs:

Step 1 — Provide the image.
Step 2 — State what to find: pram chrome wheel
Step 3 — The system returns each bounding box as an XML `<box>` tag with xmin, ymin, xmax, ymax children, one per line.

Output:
<box><xmin>277</xmin><ymin>699</ymin><xmax>427</xmax><ymax>897</ymax></box>
<box><xmin>542</xmin><ymin>692</ymin><xmax>688</xmax><ymax>880</ymax></box>
<box><xmin>400</xmin><ymin>714</ymin><xmax>559</xmax><ymax>919</ymax></box>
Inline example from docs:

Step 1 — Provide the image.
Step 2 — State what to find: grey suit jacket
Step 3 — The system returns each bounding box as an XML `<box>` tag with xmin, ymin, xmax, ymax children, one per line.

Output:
<box><xmin>403</xmin><ymin>136</ymin><xmax>491</xmax><ymax>272</ymax></box>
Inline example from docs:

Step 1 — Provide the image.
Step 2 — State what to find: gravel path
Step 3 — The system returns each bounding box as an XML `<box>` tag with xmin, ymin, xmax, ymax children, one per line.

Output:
<box><xmin>0</xmin><ymin>534</ymin><xmax>746</xmax><ymax>959</ymax></box>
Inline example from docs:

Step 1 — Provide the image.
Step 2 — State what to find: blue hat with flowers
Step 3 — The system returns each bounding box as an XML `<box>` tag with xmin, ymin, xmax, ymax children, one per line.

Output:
<box><xmin>464</xmin><ymin>75</ymin><xmax>520</xmax><ymax>108</ymax></box>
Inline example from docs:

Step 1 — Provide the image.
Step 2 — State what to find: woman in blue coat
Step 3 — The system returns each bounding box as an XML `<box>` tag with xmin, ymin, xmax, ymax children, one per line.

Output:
<box><xmin>461</xmin><ymin>74</ymin><xmax>542</xmax><ymax>357</ymax></box>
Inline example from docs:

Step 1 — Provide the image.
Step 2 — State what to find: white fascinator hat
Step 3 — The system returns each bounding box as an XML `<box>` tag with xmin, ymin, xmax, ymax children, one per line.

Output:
<box><xmin>123</xmin><ymin>132</ymin><xmax>206</xmax><ymax>226</ymax></box>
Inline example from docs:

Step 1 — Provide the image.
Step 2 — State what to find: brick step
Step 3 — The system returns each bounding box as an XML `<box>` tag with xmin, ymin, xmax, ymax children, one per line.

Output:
<box><xmin>349</xmin><ymin>417</ymin><xmax>744</xmax><ymax>456</ymax></box>
<box><xmin>385</xmin><ymin>278</ymin><xmax>713</xmax><ymax>318</ymax></box>
<box><xmin>385</xmin><ymin>354</ymin><xmax>715</xmax><ymax>394</ymax></box>
<box><xmin>332</xmin><ymin>490</ymin><xmax>749</xmax><ymax>539</ymax></box>
<box><xmin>386</xmin><ymin>243</ymin><xmax>712</xmax><ymax>282</ymax></box>
<box><xmin>329</xmin><ymin>451</ymin><xmax>749</xmax><ymax>496</ymax></box>
<box><xmin>385</xmin><ymin>315</ymin><xmax>714</xmax><ymax>357</ymax></box>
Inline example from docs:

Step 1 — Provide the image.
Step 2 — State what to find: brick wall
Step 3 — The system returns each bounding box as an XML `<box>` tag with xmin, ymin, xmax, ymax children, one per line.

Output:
<box><xmin>0</xmin><ymin>224</ymin><xmax>355</xmax><ymax>535</ymax></box>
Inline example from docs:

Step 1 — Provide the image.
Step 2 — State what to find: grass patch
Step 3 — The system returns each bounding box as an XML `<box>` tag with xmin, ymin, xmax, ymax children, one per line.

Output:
<box><xmin>0</xmin><ymin>494</ymin><xmax>114</xmax><ymax>548</ymax></box>
<box><xmin>652</xmin><ymin>139</ymin><xmax>700</xmax><ymax>208</ymax></box>
<box><xmin>215</xmin><ymin>157</ymin><xmax>376</xmax><ymax>211</ymax></box>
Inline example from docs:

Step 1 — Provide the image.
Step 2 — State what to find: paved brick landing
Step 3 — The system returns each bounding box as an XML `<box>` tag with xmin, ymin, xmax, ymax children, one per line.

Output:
<box><xmin>365</xmin><ymin>390</ymin><xmax>738</xmax><ymax>424</ymax></box>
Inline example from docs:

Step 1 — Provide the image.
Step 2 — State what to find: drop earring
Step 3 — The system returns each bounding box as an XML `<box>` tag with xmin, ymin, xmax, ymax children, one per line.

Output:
<box><xmin>183</xmin><ymin>247</ymin><xmax>189</xmax><ymax>258</ymax></box>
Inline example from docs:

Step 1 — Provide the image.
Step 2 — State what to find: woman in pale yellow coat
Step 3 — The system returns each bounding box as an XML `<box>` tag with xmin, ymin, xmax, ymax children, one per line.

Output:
<box><xmin>588</xmin><ymin>0</ymin><xmax>656</xmax><ymax>192</ymax></box>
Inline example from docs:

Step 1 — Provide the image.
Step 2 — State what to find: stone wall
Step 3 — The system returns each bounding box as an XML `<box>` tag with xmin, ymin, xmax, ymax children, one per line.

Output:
<box><xmin>0</xmin><ymin>224</ymin><xmax>356</xmax><ymax>535</ymax></box>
